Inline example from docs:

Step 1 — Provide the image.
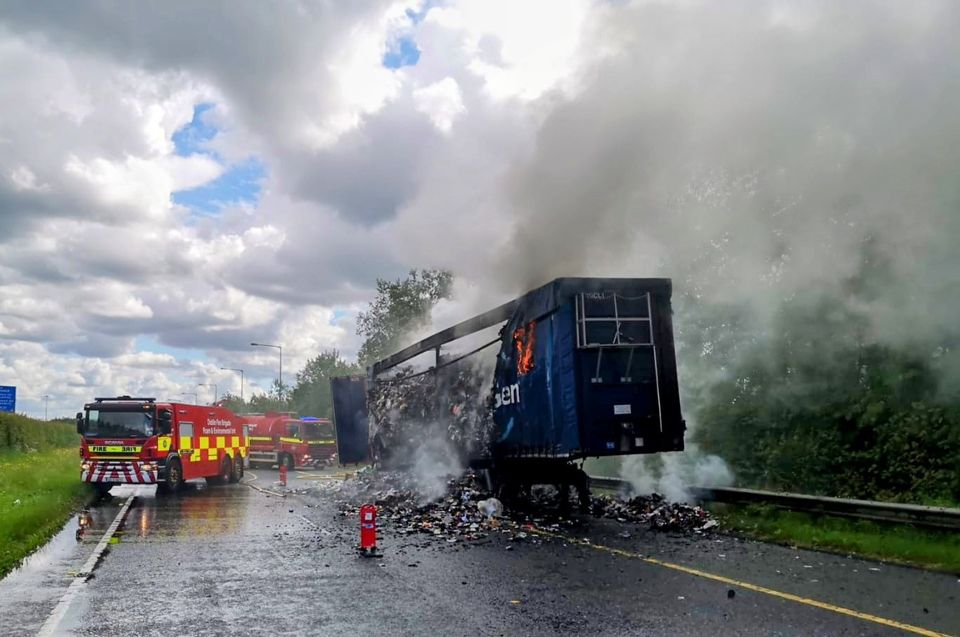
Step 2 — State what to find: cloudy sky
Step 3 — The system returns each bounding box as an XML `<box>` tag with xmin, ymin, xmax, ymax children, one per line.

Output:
<box><xmin>1</xmin><ymin>1</ymin><xmax>958</xmax><ymax>418</ymax></box>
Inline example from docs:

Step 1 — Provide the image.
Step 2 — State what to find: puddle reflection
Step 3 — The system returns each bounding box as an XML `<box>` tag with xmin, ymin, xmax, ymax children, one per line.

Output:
<box><xmin>122</xmin><ymin>484</ymin><xmax>249</xmax><ymax>539</ymax></box>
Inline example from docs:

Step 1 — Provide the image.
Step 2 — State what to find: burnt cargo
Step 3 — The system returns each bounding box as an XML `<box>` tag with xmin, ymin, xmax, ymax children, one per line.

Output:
<box><xmin>331</xmin><ymin>277</ymin><xmax>685</xmax><ymax>465</ymax></box>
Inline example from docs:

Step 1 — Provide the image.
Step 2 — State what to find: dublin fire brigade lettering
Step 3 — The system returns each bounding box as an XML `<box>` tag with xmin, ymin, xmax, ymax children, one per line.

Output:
<box><xmin>204</xmin><ymin>418</ymin><xmax>235</xmax><ymax>435</ymax></box>
<box><xmin>203</xmin><ymin>427</ymin><xmax>235</xmax><ymax>435</ymax></box>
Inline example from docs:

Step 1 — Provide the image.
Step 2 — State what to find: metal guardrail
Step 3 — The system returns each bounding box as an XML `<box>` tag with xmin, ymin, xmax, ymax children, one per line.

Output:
<box><xmin>588</xmin><ymin>477</ymin><xmax>960</xmax><ymax>531</ymax></box>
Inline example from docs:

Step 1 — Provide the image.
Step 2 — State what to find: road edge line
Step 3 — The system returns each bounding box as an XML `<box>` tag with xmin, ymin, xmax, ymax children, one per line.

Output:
<box><xmin>37</xmin><ymin>495</ymin><xmax>135</xmax><ymax>637</ymax></box>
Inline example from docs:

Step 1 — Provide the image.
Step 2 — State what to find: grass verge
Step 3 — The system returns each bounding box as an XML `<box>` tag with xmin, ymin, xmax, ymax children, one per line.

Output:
<box><xmin>0</xmin><ymin>447</ymin><xmax>91</xmax><ymax>578</ymax></box>
<box><xmin>712</xmin><ymin>503</ymin><xmax>960</xmax><ymax>574</ymax></box>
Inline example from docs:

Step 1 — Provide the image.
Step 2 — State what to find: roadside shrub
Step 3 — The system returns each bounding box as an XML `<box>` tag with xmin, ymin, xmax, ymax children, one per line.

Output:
<box><xmin>0</xmin><ymin>413</ymin><xmax>77</xmax><ymax>453</ymax></box>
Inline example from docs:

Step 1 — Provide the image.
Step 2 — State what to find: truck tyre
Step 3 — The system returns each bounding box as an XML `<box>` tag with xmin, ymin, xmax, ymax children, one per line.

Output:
<box><xmin>229</xmin><ymin>455</ymin><xmax>243</xmax><ymax>483</ymax></box>
<box><xmin>281</xmin><ymin>454</ymin><xmax>294</xmax><ymax>471</ymax></box>
<box><xmin>165</xmin><ymin>458</ymin><xmax>184</xmax><ymax>492</ymax></box>
<box><xmin>575</xmin><ymin>468</ymin><xmax>591</xmax><ymax>512</ymax></box>
<box><xmin>206</xmin><ymin>458</ymin><xmax>231</xmax><ymax>485</ymax></box>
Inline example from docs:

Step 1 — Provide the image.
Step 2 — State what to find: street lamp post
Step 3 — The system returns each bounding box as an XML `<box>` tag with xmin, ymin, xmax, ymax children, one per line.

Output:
<box><xmin>220</xmin><ymin>367</ymin><xmax>245</xmax><ymax>404</ymax></box>
<box><xmin>198</xmin><ymin>383</ymin><xmax>218</xmax><ymax>405</ymax></box>
<box><xmin>250</xmin><ymin>342</ymin><xmax>283</xmax><ymax>401</ymax></box>
<box><xmin>180</xmin><ymin>392</ymin><xmax>197</xmax><ymax>405</ymax></box>
<box><xmin>42</xmin><ymin>394</ymin><xmax>50</xmax><ymax>421</ymax></box>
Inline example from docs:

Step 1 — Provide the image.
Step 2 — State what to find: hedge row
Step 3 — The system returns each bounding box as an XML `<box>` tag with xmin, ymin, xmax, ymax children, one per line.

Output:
<box><xmin>0</xmin><ymin>413</ymin><xmax>78</xmax><ymax>452</ymax></box>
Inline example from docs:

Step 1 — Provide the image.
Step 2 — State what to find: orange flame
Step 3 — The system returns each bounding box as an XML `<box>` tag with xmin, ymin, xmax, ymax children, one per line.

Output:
<box><xmin>513</xmin><ymin>321</ymin><xmax>536</xmax><ymax>375</ymax></box>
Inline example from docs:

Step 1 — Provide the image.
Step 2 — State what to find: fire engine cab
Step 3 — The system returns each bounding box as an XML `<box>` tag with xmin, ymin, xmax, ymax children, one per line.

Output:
<box><xmin>77</xmin><ymin>396</ymin><xmax>247</xmax><ymax>494</ymax></box>
<box><xmin>244</xmin><ymin>412</ymin><xmax>336</xmax><ymax>469</ymax></box>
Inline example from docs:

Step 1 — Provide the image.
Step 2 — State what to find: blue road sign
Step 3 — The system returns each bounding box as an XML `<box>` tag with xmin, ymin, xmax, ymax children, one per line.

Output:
<box><xmin>0</xmin><ymin>386</ymin><xmax>15</xmax><ymax>413</ymax></box>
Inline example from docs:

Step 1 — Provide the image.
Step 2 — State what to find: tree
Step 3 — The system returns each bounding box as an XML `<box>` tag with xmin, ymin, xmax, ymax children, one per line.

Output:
<box><xmin>218</xmin><ymin>393</ymin><xmax>246</xmax><ymax>414</ymax></box>
<box><xmin>356</xmin><ymin>269</ymin><xmax>453</xmax><ymax>366</ymax></box>
<box><xmin>288</xmin><ymin>350</ymin><xmax>361</xmax><ymax>418</ymax></box>
<box><xmin>247</xmin><ymin>389</ymin><xmax>288</xmax><ymax>414</ymax></box>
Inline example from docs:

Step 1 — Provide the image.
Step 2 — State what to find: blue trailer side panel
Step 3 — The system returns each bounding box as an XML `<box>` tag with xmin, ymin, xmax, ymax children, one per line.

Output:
<box><xmin>493</xmin><ymin>285</ymin><xmax>581</xmax><ymax>457</ymax></box>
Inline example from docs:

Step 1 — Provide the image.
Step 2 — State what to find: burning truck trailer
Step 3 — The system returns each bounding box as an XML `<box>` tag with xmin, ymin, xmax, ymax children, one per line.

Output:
<box><xmin>331</xmin><ymin>277</ymin><xmax>685</xmax><ymax>509</ymax></box>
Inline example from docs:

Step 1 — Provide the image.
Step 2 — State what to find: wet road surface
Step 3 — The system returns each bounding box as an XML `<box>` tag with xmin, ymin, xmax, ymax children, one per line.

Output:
<box><xmin>1</xmin><ymin>469</ymin><xmax>957</xmax><ymax>636</ymax></box>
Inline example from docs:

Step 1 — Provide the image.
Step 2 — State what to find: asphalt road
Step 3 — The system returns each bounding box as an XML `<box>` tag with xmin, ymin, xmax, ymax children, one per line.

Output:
<box><xmin>1</xmin><ymin>469</ymin><xmax>957</xmax><ymax>636</ymax></box>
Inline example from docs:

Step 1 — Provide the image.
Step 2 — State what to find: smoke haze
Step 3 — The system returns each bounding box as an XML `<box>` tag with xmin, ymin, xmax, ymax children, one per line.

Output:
<box><xmin>495</xmin><ymin>2</ymin><xmax>959</xmax><ymax>357</ymax></box>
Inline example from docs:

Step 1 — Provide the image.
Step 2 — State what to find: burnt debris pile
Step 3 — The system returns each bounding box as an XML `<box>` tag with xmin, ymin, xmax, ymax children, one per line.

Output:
<box><xmin>368</xmin><ymin>361</ymin><xmax>496</xmax><ymax>462</ymax></box>
<box><xmin>336</xmin><ymin>470</ymin><xmax>510</xmax><ymax>543</ymax></box>
<box><xmin>590</xmin><ymin>493</ymin><xmax>717</xmax><ymax>532</ymax></box>
<box><xmin>328</xmin><ymin>468</ymin><xmax>718</xmax><ymax>545</ymax></box>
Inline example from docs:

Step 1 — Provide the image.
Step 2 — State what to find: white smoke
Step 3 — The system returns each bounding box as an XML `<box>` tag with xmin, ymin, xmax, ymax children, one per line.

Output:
<box><xmin>409</xmin><ymin>431</ymin><xmax>464</xmax><ymax>502</ymax></box>
<box><xmin>620</xmin><ymin>445</ymin><xmax>734</xmax><ymax>504</ymax></box>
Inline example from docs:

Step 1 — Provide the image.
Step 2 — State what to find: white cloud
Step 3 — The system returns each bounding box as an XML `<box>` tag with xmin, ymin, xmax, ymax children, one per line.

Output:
<box><xmin>413</xmin><ymin>77</ymin><xmax>466</xmax><ymax>132</ymax></box>
<box><xmin>9</xmin><ymin>165</ymin><xmax>48</xmax><ymax>192</ymax></box>
<box><xmin>424</xmin><ymin>0</ymin><xmax>593</xmax><ymax>102</ymax></box>
<box><xmin>82</xmin><ymin>284</ymin><xmax>154</xmax><ymax>319</ymax></box>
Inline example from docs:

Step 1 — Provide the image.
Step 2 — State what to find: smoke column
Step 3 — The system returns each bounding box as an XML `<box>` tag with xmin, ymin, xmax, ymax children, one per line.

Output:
<box><xmin>470</xmin><ymin>2</ymin><xmax>960</xmax><ymax>493</ymax></box>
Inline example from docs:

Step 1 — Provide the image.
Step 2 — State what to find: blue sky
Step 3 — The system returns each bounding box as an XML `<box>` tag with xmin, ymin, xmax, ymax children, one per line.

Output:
<box><xmin>382</xmin><ymin>2</ymin><xmax>433</xmax><ymax>69</ymax></box>
<box><xmin>171</xmin><ymin>103</ymin><xmax>265</xmax><ymax>215</ymax></box>
<box><xmin>383</xmin><ymin>36</ymin><xmax>420</xmax><ymax>69</ymax></box>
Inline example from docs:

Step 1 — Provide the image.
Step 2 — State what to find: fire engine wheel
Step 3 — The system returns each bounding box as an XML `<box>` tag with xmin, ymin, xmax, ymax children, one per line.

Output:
<box><xmin>164</xmin><ymin>458</ymin><xmax>184</xmax><ymax>492</ymax></box>
<box><xmin>280</xmin><ymin>454</ymin><xmax>294</xmax><ymax>471</ymax></box>
<box><xmin>93</xmin><ymin>483</ymin><xmax>113</xmax><ymax>498</ymax></box>
<box><xmin>229</xmin><ymin>456</ymin><xmax>243</xmax><ymax>483</ymax></box>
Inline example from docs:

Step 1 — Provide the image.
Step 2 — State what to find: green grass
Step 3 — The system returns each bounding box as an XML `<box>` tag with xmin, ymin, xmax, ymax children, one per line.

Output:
<box><xmin>713</xmin><ymin>503</ymin><xmax>960</xmax><ymax>574</ymax></box>
<box><xmin>0</xmin><ymin>447</ymin><xmax>92</xmax><ymax>577</ymax></box>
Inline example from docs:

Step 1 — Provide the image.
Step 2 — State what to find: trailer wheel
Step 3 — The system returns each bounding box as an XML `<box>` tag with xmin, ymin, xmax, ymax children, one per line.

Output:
<box><xmin>164</xmin><ymin>458</ymin><xmax>184</xmax><ymax>492</ymax></box>
<box><xmin>575</xmin><ymin>468</ymin><xmax>591</xmax><ymax>512</ymax></box>
<box><xmin>229</xmin><ymin>455</ymin><xmax>243</xmax><ymax>483</ymax></box>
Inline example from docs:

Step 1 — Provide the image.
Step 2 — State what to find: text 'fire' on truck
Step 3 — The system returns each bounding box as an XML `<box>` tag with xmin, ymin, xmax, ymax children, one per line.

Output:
<box><xmin>331</xmin><ymin>277</ymin><xmax>685</xmax><ymax>508</ymax></box>
<box><xmin>77</xmin><ymin>396</ymin><xmax>248</xmax><ymax>495</ymax></box>
<box><xmin>242</xmin><ymin>412</ymin><xmax>337</xmax><ymax>470</ymax></box>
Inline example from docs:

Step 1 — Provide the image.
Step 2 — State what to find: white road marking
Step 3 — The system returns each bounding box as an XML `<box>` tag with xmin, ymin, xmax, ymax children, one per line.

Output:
<box><xmin>36</xmin><ymin>495</ymin><xmax>135</xmax><ymax>637</ymax></box>
<box><xmin>298</xmin><ymin>514</ymin><xmax>332</xmax><ymax>536</ymax></box>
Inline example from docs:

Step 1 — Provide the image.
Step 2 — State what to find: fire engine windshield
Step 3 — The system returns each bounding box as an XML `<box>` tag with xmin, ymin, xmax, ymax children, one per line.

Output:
<box><xmin>85</xmin><ymin>409</ymin><xmax>155</xmax><ymax>438</ymax></box>
<box><xmin>302</xmin><ymin>422</ymin><xmax>334</xmax><ymax>441</ymax></box>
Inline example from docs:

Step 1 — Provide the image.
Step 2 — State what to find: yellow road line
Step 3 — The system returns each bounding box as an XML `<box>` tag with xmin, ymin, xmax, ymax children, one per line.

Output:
<box><xmin>529</xmin><ymin>529</ymin><xmax>950</xmax><ymax>637</ymax></box>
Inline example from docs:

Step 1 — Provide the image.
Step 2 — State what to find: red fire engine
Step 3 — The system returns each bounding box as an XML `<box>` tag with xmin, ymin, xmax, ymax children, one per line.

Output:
<box><xmin>243</xmin><ymin>412</ymin><xmax>336</xmax><ymax>469</ymax></box>
<box><xmin>77</xmin><ymin>396</ymin><xmax>247</xmax><ymax>494</ymax></box>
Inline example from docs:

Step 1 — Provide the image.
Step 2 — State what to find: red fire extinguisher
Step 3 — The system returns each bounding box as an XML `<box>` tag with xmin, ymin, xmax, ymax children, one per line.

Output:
<box><xmin>359</xmin><ymin>504</ymin><xmax>378</xmax><ymax>556</ymax></box>
<box><xmin>279</xmin><ymin>462</ymin><xmax>288</xmax><ymax>487</ymax></box>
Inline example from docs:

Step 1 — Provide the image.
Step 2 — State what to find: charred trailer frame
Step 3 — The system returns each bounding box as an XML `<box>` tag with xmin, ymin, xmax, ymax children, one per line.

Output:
<box><xmin>331</xmin><ymin>277</ymin><xmax>686</xmax><ymax>503</ymax></box>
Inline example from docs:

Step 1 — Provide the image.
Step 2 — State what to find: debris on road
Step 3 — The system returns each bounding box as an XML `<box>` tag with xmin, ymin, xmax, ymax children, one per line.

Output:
<box><xmin>588</xmin><ymin>492</ymin><xmax>716</xmax><ymax>533</ymax></box>
<box><xmin>318</xmin><ymin>467</ymin><xmax>719</xmax><ymax>545</ymax></box>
